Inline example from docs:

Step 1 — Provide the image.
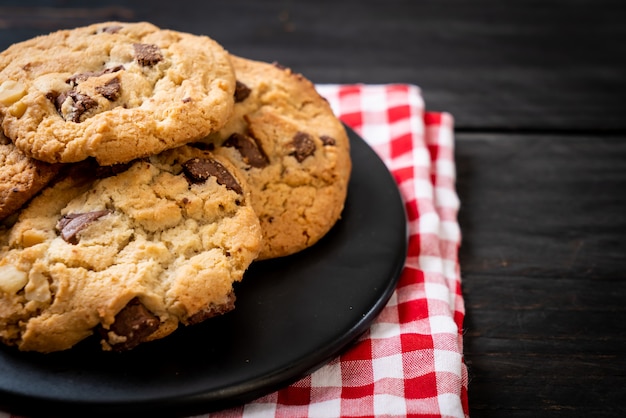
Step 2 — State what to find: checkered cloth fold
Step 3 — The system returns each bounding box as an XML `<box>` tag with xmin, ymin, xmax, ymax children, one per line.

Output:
<box><xmin>0</xmin><ymin>84</ymin><xmax>467</xmax><ymax>418</ymax></box>
<box><xmin>207</xmin><ymin>84</ymin><xmax>468</xmax><ymax>418</ymax></box>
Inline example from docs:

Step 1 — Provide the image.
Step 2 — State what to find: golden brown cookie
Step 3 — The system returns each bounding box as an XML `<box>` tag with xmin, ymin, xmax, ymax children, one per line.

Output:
<box><xmin>0</xmin><ymin>145</ymin><xmax>261</xmax><ymax>352</ymax></box>
<box><xmin>0</xmin><ymin>126</ymin><xmax>61</xmax><ymax>220</ymax></box>
<box><xmin>204</xmin><ymin>56</ymin><xmax>351</xmax><ymax>260</ymax></box>
<box><xmin>0</xmin><ymin>21</ymin><xmax>235</xmax><ymax>165</ymax></box>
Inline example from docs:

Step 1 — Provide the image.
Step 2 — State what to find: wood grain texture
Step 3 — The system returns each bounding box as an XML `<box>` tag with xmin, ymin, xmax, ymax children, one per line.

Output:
<box><xmin>1</xmin><ymin>0</ymin><xmax>625</xmax><ymax>130</ymax></box>
<box><xmin>456</xmin><ymin>134</ymin><xmax>626</xmax><ymax>416</ymax></box>
<box><xmin>1</xmin><ymin>1</ymin><xmax>625</xmax><ymax>416</ymax></box>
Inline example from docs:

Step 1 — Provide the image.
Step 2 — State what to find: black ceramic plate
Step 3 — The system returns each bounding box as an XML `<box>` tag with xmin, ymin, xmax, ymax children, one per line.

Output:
<box><xmin>0</xmin><ymin>126</ymin><xmax>408</xmax><ymax>418</ymax></box>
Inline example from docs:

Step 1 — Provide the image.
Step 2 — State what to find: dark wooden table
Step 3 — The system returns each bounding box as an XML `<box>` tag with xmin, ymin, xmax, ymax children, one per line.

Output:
<box><xmin>1</xmin><ymin>1</ymin><xmax>625</xmax><ymax>416</ymax></box>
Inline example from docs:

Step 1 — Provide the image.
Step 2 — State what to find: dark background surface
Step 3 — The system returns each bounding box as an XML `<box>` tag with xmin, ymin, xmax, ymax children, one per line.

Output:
<box><xmin>1</xmin><ymin>1</ymin><xmax>625</xmax><ymax>416</ymax></box>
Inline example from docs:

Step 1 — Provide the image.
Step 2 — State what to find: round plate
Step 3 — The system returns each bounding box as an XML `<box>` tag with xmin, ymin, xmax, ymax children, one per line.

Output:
<box><xmin>0</xmin><ymin>126</ymin><xmax>408</xmax><ymax>417</ymax></box>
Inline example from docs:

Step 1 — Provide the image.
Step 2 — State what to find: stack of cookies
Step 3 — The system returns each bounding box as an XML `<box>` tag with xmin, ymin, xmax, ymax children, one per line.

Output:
<box><xmin>0</xmin><ymin>22</ymin><xmax>351</xmax><ymax>352</ymax></box>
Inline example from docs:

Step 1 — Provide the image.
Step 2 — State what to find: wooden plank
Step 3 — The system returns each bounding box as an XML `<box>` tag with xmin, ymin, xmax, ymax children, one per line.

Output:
<box><xmin>468</xmin><ymin>361</ymin><xmax>626</xmax><ymax>416</ymax></box>
<box><xmin>456</xmin><ymin>133</ymin><xmax>626</xmax><ymax>279</ymax></box>
<box><xmin>0</xmin><ymin>0</ymin><xmax>624</xmax><ymax>130</ymax></box>
<box><xmin>456</xmin><ymin>133</ymin><xmax>626</xmax><ymax>415</ymax></box>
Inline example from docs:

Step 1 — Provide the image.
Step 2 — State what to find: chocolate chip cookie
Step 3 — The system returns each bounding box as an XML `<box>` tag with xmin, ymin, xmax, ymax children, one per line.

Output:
<box><xmin>0</xmin><ymin>145</ymin><xmax>261</xmax><ymax>352</ymax></box>
<box><xmin>204</xmin><ymin>56</ymin><xmax>351</xmax><ymax>259</ymax></box>
<box><xmin>0</xmin><ymin>125</ymin><xmax>61</xmax><ymax>220</ymax></box>
<box><xmin>0</xmin><ymin>21</ymin><xmax>236</xmax><ymax>165</ymax></box>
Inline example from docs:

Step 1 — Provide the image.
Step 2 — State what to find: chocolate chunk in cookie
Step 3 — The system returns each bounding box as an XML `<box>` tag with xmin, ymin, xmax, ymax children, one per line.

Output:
<box><xmin>291</xmin><ymin>131</ymin><xmax>316</xmax><ymax>162</ymax></box>
<box><xmin>99</xmin><ymin>25</ymin><xmax>123</xmax><ymax>34</ymax></box>
<box><xmin>234</xmin><ymin>81</ymin><xmax>251</xmax><ymax>103</ymax></box>
<box><xmin>106</xmin><ymin>298</ymin><xmax>160</xmax><ymax>351</ymax></box>
<box><xmin>49</xmin><ymin>90</ymin><xmax>98</xmax><ymax>123</ymax></box>
<box><xmin>182</xmin><ymin>157</ymin><xmax>243</xmax><ymax>194</ymax></box>
<box><xmin>66</xmin><ymin>65</ymin><xmax>125</xmax><ymax>86</ymax></box>
<box><xmin>320</xmin><ymin>135</ymin><xmax>337</xmax><ymax>146</ymax></box>
<box><xmin>187</xmin><ymin>292</ymin><xmax>236</xmax><ymax>325</ymax></box>
<box><xmin>133</xmin><ymin>43</ymin><xmax>163</xmax><ymax>66</ymax></box>
<box><xmin>223</xmin><ymin>133</ymin><xmax>269</xmax><ymax>168</ymax></box>
<box><xmin>95</xmin><ymin>76</ymin><xmax>122</xmax><ymax>101</ymax></box>
<box><xmin>56</xmin><ymin>209</ymin><xmax>111</xmax><ymax>244</ymax></box>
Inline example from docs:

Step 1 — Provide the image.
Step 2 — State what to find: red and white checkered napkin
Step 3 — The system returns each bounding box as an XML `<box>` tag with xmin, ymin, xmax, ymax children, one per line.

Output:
<box><xmin>209</xmin><ymin>84</ymin><xmax>469</xmax><ymax>418</ymax></box>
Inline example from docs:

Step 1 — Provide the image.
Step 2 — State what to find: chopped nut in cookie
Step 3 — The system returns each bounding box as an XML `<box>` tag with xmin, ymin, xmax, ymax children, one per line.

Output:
<box><xmin>0</xmin><ymin>265</ymin><xmax>28</xmax><ymax>295</ymax></box>
<box><xmin>0</xmin><ymin>80</ymin><xmax>27</xmax><ymax>106</ymax></box>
